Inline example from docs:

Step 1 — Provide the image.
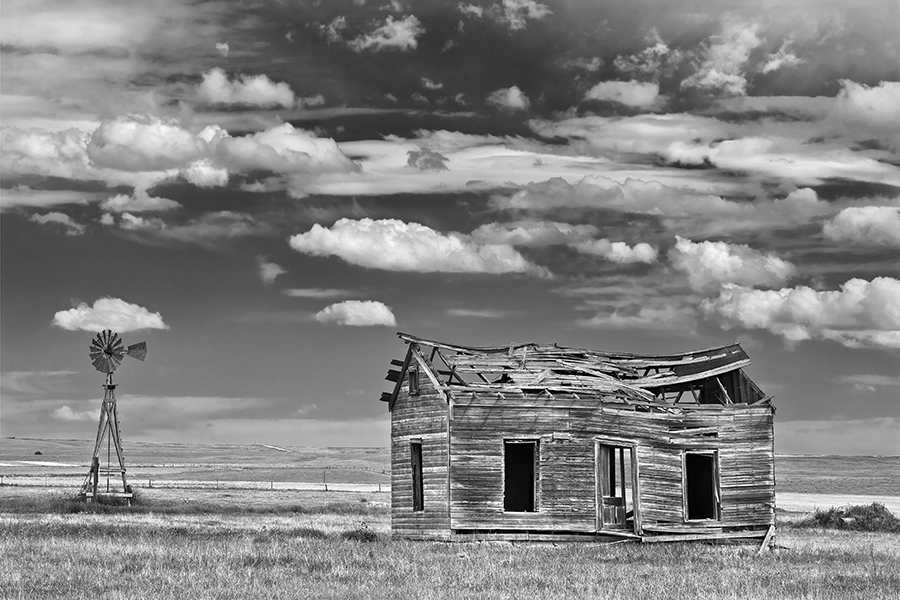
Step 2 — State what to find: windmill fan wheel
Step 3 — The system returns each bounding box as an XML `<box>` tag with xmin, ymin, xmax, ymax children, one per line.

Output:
<box><xmin>89</xmin><ymin>330</ymin><xmax>126</xmax><ymax>373</ymax></box>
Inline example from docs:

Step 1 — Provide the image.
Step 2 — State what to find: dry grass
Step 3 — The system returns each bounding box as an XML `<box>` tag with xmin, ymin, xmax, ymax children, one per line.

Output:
<box><xmin>1</xmin><ymin>511</ymin><xmax>897</xmax><ymax>600</ymax></box>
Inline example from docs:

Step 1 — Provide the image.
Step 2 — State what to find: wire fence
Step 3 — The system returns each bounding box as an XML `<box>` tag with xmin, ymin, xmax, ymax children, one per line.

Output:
<box><xmin>0</xmin><ymin>475</ymin><xmax>391</xmax><ymax>494</ymax></box>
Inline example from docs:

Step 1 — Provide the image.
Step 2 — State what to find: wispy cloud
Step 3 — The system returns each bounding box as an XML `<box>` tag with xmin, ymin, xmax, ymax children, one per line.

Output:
<box><xmin>1</xmin><ymin>371</ymin><xmax>77</xmax><ymax>395</ymax></box>
<box><xmin>29</xmin><ymin>212</ymin><xmax>85</xmax><ymax>236</ymax></box>
<box><xmin>347</xmin><ymin>15</ymin><xmax>424</xmax><ymax>52</ymax></box>
<box><xmin>446</xmin><ymin>308</ymin><xmax>512</xmax><ymax>319</ymax></box>
<box><xmin>257</xmin><ymin>257</ymin><xmax>287</xmax><ymax>285</ymax></box>
<box><xmin>283</xmin><ymin>288</ymin><xmax>353</xmax><ymax>299</ymax></box>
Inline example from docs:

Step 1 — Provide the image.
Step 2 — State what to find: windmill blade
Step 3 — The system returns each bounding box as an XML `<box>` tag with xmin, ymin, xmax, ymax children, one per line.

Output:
<box><xmin>126</xmin><ymin>341</ymin><xmax>148</xmax><ymax>361</ymax></box>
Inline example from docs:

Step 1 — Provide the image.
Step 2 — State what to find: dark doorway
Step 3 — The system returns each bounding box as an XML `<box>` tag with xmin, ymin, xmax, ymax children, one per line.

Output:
<box><xmin>685</xmin><ymin>452</ymin><xmax>717</xmax><ymax>520</ymax></box>
<box><xmin>411</xmin><ymin>442</ymin><xmax>423</xmax><ymax>512</ymax></box>
<box><xmin>504</xmin><ymin>441</ymin><xmax>537</xmax><ymax>512</ymax></box>
<box><xmin>597</xmin><ymin>444</ymin><xmax>634</xmax><ymax>529</ymax></box>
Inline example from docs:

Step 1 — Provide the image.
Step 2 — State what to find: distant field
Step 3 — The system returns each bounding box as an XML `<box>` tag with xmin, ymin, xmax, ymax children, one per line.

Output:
<box><xmin>1</xmin><ymin>438</ymin><xmax>896</xmax><ymax>501</ymax></box>
<box><xmin>0</xmin><ymin>437</ymin><xmax>390</xmax><ymax>494</ymax></box>
<box><xmin>774</xmin><ymin>454</ymin><xmax>899</xmax><ymax>496</ymax></box>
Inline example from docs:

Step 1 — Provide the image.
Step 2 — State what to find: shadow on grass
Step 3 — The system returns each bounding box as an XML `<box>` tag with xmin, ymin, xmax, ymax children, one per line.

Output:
<box><xmin>2</xmin><ymin>490</ymin><xmax>388</xmax><ymax>518</ymax></box>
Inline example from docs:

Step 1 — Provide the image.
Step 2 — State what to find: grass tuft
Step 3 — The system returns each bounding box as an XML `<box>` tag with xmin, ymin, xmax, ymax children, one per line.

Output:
<box><xmin>340</xmin><ymin>520</ymin><xmax>380</xmax><ymax>542</ymax></box>
<box><xmin>798</xmin><ymin>503</ymin><xmax>900</xmax><ymax>532</ymax></box>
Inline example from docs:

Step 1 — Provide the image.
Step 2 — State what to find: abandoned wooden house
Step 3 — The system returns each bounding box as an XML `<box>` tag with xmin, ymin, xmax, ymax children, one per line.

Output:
<box><xmin>380</xmin><ymin>332</ymin><xmax>776</xmax><ymax>543</ymax></box>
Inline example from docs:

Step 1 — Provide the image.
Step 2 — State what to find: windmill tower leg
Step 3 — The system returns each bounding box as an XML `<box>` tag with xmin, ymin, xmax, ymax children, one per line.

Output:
<box><xmin>107</xmin><ymin>392</ymin><xmax>130</xmax><ymax>502</ymax></box>
<box><xmin>81</xmin><ymin>374</ymin><xmax>130</xmax><ymax>504</ymax></box>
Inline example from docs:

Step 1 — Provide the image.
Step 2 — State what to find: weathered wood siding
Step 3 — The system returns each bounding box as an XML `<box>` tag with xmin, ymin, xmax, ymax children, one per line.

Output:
<box><xmin>448</xmin><ymin>395</ymin><xmax>774</xmax><ymax>535</ymax></box>
<box><xmin>391</xmin><ymin>369</ymin><xmax>450</xmax><ymax>540</ymax></box>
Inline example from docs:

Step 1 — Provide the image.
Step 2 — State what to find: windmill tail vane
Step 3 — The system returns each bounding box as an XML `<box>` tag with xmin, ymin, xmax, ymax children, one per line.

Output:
<box><xmin>81</xmin><ymin>329</ymin><xmax>148</xmax><ymax>505</ymax></box>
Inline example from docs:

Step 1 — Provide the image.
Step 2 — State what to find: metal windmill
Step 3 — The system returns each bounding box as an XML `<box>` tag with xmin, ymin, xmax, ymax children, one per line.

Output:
<box><xmin>80</xmin><ymin>329</ymin><xmax>147</xmax><ymax>504</ymax></box>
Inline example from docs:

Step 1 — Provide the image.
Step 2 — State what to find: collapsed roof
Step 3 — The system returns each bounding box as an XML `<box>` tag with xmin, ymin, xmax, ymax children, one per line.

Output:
<box><xmin>383</xmin><ymin>332</ymin><xmax>769</xmax><ymax>411</ymax></box>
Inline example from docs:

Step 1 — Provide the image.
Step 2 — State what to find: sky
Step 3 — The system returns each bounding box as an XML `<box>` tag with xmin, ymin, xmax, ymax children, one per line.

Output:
<box><xmin>1</xmin><ymin>0</ymin><xmax>898</xmax><ymax>455</ymax></box>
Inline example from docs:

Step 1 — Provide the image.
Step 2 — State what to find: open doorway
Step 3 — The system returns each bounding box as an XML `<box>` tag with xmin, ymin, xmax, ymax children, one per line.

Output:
<box><xmin>684</xmin><ymin>451</ymin><xmax>718</xmax><ymax>520</ymax></box>
<box><xmin>596</xmin><ymin>443</ymin><xmax>635</xmax><ymax>530</ymax></box>
<box><xmin>504</xmin><ymin>440</ymin><xmax>538</xmax><ymax>512</ymax></box>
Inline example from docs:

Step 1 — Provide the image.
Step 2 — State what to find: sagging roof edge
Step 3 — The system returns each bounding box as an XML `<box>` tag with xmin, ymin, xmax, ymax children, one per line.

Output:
<box><xmin>396</xmin><ymin>331</ymin><xmax>750</xmax><ymax>366</ymax></box>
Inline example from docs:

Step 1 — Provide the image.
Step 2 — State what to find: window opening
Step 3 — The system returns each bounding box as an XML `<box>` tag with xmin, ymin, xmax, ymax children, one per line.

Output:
<box><xmin>410</xmin><ymin>441</ymin><xmax>423</xmax><ymax>512</ymax></box>
<box><xmin>504</xmin><ymin>440</ymin><xmax>538</xmax><ymax>512</ymax></box>
<box><xmin>598</xmin><ymin>444</ymin><xmax>634</xmax><ymax>529</ymax></box>
<box><xmin>684</xmin><ymin>452</ymin><xmax>718</xmax><ymax>520</ymax></box>
<box><xmin>408</xmin><ymin>367</ymin><xmax>419</xmax><ymax>395</ymax></box>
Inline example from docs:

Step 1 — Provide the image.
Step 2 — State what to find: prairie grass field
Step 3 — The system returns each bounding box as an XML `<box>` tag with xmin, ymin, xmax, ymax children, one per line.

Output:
<box><xmin>1</xmin><ymin>438</ymin><xmax>899</xmax><ymax>599</ymax></box>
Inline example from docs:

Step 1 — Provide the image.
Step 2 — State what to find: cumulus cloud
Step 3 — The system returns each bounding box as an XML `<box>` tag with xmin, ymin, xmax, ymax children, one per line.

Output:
<box><xmin>197</xmin><ymin>68</ymin><xmax>296</xmax><ymax>108</ymax></box>
<box><xmin>421</xmin><ymin>77</ymin><xmax>443</xmax><ymax>90</ymax></box>
<box><xmin>52</xmin><ymin>297</ymin><xmax>169</xmax><ymax>332</ymax></box>
<box><xmin>289</xmin><ymin>218</ymin><xmax>545</xmax><ymax>275</ymax></box>
<box><xmin>87</xmin><ymin>115</ymin><xmax>207</xmax><ymax>172</ymax></box>
<box><xmin>29</xmin><ymin>212</ymin><xmax>85</xmax><ymax>236</ymax></box>
<box><xmin>681</xmin><ymin>17</ymin><xmax>763</xmax><ymax>96</ymax></box>
<box><xmin>823</xmin><ymin>206</ymin><xmax>900</xmax><ymax>247</ymax></box>
<box><xmin>4</xmin><ymin>117</ymin><xmax>354</xmax><ymax>199</ymax></box>
<box><xmin>670</xmin><ymin>236</ymin><xmax>795</xmax><ymax>292</ymax></box>
<box><xmin>314</xmin><ymin>300</ymin><xmax>397</xmax><ymax>326</ymax></box>
<box><xmin>572</xmin><ymin>239</ymin><xmax>658</xmax><ymax>264</ymax></box>
<box><xmin>832</xmin><ymin>80</ymin><xmax>900</xmax><ymax>149</ymax></box>
<box><xmin>833</xmin><ymin>80</ymin><xmax>900</xmax><ymax>128</ymax></box>
<box><xmin>215</xmin><ymin>42</ymin><xmax>229</xmax><ymax>57</ymax></box>
<box><xmin>300</xmin><ymin>94</ymin><xmax>326</xmax><ymax>107</ymax></box>
<box><xmin>182</xmin><ymin>159</ymin><xmax>229</xmax><ymax>188</ymax></box>
<box><xmin>348</xmin><ymin>15</ymin><xmax>424</xmax><ymax>52</ymax></box>
<box><xmin>99</xmin><ymin>190</ymin><xmax>181</xmax><ymax>213</ymax></box>
<box><xmin>206</xmin><ymin>123</ymin><xmax>358</xmax><ymax>178</ymax></box>
<box><xmin>407</xmin><ymin>147</ymin><xmax>449</xmax><ymax>171</ymax></box>
<box><xmin>585</xmin><ymin>81</ymin><xmax>660</xmax><ymax>108</ymax></box>
<box><xmin>469</xmin><ymin>220</ymin><xmax>655</xmax><ymax>265</ymax></box>
<box><xmin>257</xmin><ymin>257</ymin><xmax>286</xmax><ymax>285</ymax></box>
<box><xmin>1</xmin><ymin>126</ymin><xmax>93</xmax><ymax>181</ymax></box>
<box><xmin>486</xmin><ymin>86</ymin><xmax>531</xmax><ymax>111</ymax></box>
<box><xmin>702</xmin><ymin>277</ymin><xmax>900</xmax><ymax>349</ymax></box>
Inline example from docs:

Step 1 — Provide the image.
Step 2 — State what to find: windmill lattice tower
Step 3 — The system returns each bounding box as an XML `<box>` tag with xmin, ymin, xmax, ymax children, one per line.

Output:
<box><xmin>80</xmin><ymin>329</ymin><xmax>147</xmax><ymax>504</ymax></box>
